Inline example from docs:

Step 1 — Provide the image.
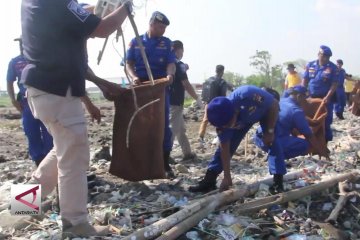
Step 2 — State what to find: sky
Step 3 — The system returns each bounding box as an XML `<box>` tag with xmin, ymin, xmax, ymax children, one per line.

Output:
<box><xmin>1</xmin><ymin>0</ymin><xmax>360</xmax><ymax>91</ymax></box>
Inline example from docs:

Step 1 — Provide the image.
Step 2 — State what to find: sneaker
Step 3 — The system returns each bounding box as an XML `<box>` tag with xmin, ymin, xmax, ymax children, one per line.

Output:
<box><xmin>62</xmin><ymin>219</ymin><xmax>110</xmax><ymax>239</ymax></box>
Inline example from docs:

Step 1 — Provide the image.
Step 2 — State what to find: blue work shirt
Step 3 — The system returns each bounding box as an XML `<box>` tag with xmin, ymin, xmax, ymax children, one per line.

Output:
<box><xmin>277</xmin><ymin>97</ymin><xmax>312</xmax><ymax>137</ymax></box>
<box><xmin>303</xmin><ymin>60</ymin><xmax>338</xmax><ymax>97</ymax></box>
<box><xmin>126</xmin><ymin>33</ymin><xmax>176</xmax><ymax>80</ymax></box>
<box><xmin>217</xmin><ymin>85</ymin><xmax>274</xmax><ymax>143</ymax></box>
<box><xmin>21</xmin><ymin>0</ymin><xmax>101</xmax><ymax>97</ymax></box>
<box><xmin>7</xmin><ymin>55</ymin><xmax>28</xmax><ymax>98</ymax></box>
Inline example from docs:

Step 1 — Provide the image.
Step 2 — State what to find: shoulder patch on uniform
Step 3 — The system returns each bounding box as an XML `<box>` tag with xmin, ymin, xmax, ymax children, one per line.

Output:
<box><xmin>67</xmin><ymin>0</ymin><xmax>90</xmax><ymax>23</ymax></box>
<box><xmin>253</xmin><ymin>94</ymin><xmax>264</xmax><ymax>103</ymax></box>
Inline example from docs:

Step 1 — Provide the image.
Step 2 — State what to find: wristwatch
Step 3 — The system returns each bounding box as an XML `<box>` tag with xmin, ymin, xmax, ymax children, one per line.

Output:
<box><xmin>267</xmin><ymin>128</ymin><xmax>274</xmax><ymax>134</ymax></box>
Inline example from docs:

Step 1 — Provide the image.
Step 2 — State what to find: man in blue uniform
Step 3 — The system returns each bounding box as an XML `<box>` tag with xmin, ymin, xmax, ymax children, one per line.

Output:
<box><xmin>254</xmin><ymin>86</ymin><xmax>329</xmax><ymax>191</ymax></box>
<box><xmin>169</xmin><ymin>40</ymin><xmax>202</xmax><ymax>161</ymax></box>
<box><xmin>189</xmin><ymin>85</ymin><xmax>279</xmax><ymax>193</ymax></box>
<box><xmin>22</xmin><ymin>0</ymin><xmax>131</xmax><ymax>237</ymax></box>
<box><xmin>333</xmin><ymin>59</ymin><xmax>347</xmax><ymax>120</ymax></box>
<box><xmin>7</xmin><ymin>38</ymin><xmax>53</xmax><ymax>167</ymax></box>
<box><xmin>303</xmin><ymin>45</ymin><xmax>338</xmax><ymax>142</ymax></box>
<box><xmin>126</xmin><ymin>11</ymin><xmax>176</xmax><ymax>178</ymax></box>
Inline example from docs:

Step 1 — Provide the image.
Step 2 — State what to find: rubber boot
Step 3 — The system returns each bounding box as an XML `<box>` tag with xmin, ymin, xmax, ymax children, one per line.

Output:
<box><xmin>188</xmin><ymin>169</ymin><xmax>218</xmax><ymax>193</ymax></box>
<box><xmin>270</xmin><ymin>174</ymin><xmax>284</xmax><ymax>193</ymax></box>
<box><xmin>164</xmin><ymin>150</ymin><xmax>175</xmax><ymax>179</ymax></box>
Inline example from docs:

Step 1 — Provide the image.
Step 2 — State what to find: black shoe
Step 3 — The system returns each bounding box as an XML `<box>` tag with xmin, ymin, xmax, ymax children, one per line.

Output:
<box><xmin>336</xmin><ymin>112</ymin><xmax>345</xmax><ymax>120</ymax></box>
<box><xmin>188</xmin><ymin>170</ymin><xmax>218</xmax><ymax>193</ymax></box>
<box><xmin>87</xmin><ymin>172</ymin><xmax>96</xmax><ymax>182</ymax></box>
<box><xmin>270</xmin><ymin>174</ymin><xmax>284</xmax><ymax>194</ymax></box>
<box><xmin>165</xmin><ymin>170</ymin><xmax>176</xmax><ymax>179</ymax></box>
<box><xmin>164</xmin><ymin>150</ymin><xmax>176</xmax><ymax>179</ymax></box>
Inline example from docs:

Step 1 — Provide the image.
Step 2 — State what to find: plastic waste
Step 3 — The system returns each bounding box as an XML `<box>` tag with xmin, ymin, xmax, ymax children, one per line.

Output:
<box><xmin>218</xmin><ymin>223</ymin><xmax>244</xmax><ymax>240</ymax></box>
<box><xmin>322</xmin><ymin>202</ymin><xmax>333</xmax><ymax>211</ymax></box>
<box><xmin>255</xmin><ymin>183</ymin><xmax>270</xmax><ymax>198</ymax></box>
<box><xmin>185</xmin><ymin>231</ymin><xmax>200</xmax><ymax>240</ymax></box>
<box><xmin>285</xmin><ymin>234</ymin><xmax>307</xmax><ymax>240</ymax></box>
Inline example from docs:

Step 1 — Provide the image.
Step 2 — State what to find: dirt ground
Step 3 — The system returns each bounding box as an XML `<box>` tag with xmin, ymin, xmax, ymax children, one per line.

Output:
<box><xmin>1</xmin><ymin>100</ymin><xmax>360</xmax><ymax>239</ymax></box>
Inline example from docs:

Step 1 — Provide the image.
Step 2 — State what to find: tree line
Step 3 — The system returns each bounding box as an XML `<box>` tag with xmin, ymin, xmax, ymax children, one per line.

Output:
<box><xmin>220</xmin><ymin>50</ymin><xmax>308</xmax><ymax>93</ymax></box>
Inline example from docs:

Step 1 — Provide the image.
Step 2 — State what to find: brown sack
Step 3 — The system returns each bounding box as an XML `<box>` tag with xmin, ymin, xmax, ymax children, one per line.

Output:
<box><xmin>350</xmin><ymin>88</ymin><xmax>360</xmax><ymax>116</ymax></box>
<box><xmin>300</xmin><ymin>98</ymin><xmax>328</xmax><ymax>155</ymax></box>
<box><xmin>110</xmin><ymin>79</ymin><xmax>169</xmax><ymax>181</ymax></box>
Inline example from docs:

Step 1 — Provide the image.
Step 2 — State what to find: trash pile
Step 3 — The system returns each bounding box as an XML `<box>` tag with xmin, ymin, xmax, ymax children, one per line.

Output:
<box><xmin>1</xmin><ymin>103</ymin><xmax>360</xmax><ymax>240</ymax></box>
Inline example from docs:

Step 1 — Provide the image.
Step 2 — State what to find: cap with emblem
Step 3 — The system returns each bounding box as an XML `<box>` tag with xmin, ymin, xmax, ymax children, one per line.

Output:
<box><xmin>150</xmin><ymin>11</ymin><xmax>170</xmax><ymax>26</ymax></box>
<box><xmin>319</xmin><ymin>45</ymin><xmax>332</xmax><ymax>57</ymax></box>
<box><xmin>207</xmin><ymin>97</ymin><xmax>235</xmax><ymax>128</ymax></box>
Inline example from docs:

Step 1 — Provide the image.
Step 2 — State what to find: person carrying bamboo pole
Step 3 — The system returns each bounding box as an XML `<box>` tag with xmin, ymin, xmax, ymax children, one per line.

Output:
<box><xmin>189</xmin><ymin>85</ymin><xmax>279</xmax><ymax>193</ymax></box>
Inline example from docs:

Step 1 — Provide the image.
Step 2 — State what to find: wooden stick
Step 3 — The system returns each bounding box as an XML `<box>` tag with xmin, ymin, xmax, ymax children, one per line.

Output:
<box><xmin>127</xmin><ymin>10</ymin><xmax>154</xmax><ymax>85</ymax></box>
<box><xmin>326</xmin><ymin>180</ymin><xmax>360</xmax><ymax>223</ymax></box>
<box><xmin>313</xmin><ymin>100</ymin><xmax>325</xmax><ymax>120</ymax></box>
<box><xmin>155</xmin><ymin>201</ymin><xmax>217</xmax><ymax>240</ymax></box>
<box><xmin>235</xmin><ymin>171</ymin><xmax>359</xmax><ymax>215</ymax></box>
<box><xmin>122</xmin><ymin>167</ymin><xmax>317</xmax><ymax>240</ymax></box>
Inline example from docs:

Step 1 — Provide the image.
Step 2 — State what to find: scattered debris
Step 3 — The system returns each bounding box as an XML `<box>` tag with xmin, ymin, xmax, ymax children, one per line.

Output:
<box><xmin>1</xmin><ymin>103</ymin><xmax>360</xmax><ymax>239</ymax></box>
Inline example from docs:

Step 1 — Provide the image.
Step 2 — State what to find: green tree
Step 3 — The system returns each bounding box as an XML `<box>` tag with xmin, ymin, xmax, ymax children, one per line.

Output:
<box><xmin>223</xmin><ymin>71</ymin><xmax>245</xmax><ymax>88</ymax></box>
<box><xmin>249</xmin><ymin>50</ymin><xmax>284</xmax><ymax>90</ymax></box>
<box><xmin>245</xmin><ymin>74</ymin><xmax>267</xmax><ymax>87</ymax></box>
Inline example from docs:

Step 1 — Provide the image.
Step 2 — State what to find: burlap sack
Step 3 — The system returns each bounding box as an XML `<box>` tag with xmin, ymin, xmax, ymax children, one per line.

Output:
<box><xmin>110</xmin><ymin>79</ymin><xmax>169</xmax><ymax>181</ymax></box>
<box><xmin>350</xmin><ymin>88</ymin><xmax>360</xmax><ymax>116</ymax></box>
<box><xmin>300</xmin><ymin>98</ymin><xmax>328</xmax><ymax>155</ymax></box>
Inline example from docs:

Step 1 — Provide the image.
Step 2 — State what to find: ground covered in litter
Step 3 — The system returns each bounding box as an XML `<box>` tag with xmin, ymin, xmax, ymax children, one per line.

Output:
<box><xmin>1</xmin><ymin>101</ymin><xmax>360</xmax><ymax>240</ymax></box>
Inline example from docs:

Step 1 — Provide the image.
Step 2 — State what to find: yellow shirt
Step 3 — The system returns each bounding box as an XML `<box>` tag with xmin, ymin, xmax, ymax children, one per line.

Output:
<box><xmin>285</xmin><ymin>72</ymin><xmax>301</xmax><ymax>88</ymax></box>
<box><xmin>345</xmin><ymin>79</ymin><xmax>355</xmax><ymax>93</ymax></box>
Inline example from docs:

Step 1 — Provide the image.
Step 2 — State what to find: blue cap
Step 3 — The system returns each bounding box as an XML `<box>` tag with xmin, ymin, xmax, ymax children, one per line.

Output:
<box><xmin>337</xmin><ymin>59</ymin><xmax>343</xmax><ymax>65</ymax></box>
<box><xmin>150</xmin><ymin>11</ymin><xmax>170</xmax><ymax>26</ymax></box>
<box><xmin>207</xmin><ymin>97</ymin><xmax>235</xmax><ymax>128</ymax></box>
<box><xmin>319</xmin><ymin>45</ymin><xmax>332</xmax><ymax>57</ymax></box>
<box><xmin>288</xmin><ymin>85</ymin><xmax>307</xmax><ymax>95</ymax></box>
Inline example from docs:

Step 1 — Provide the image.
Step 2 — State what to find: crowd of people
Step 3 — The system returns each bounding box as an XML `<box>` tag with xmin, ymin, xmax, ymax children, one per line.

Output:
<box><xmin>7</xmin><ymin>0</ymin><xmax>358</xmax><ymax>238</ymax></box>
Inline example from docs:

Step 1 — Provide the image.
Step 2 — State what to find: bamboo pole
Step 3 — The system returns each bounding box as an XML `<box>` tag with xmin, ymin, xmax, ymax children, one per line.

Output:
<box><xmin>123</xmin><ymin>167</ymin><xmax>317</xmax><ymax>240</ymax></box>
<box><xmin>157</xmin><ymin>169</ymin><xmax>358</xmax><ymax>240</ymax></box>
<box><xmin>235</xmin><ymin>171</ymin><xmax>359</xmax><ymax>214</ymax></box>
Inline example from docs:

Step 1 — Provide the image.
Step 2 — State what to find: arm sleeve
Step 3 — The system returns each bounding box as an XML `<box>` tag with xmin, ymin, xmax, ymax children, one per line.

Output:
<box><xmin>293</xmin><ymin>111</ymin><xmax>312</xmax><ymax>136</ymax></box>
<box><xmin>6</xmin><ymin>60</ymin><xmax>16</xmax><ymax>83</ymax></box>
<box><xmin>303</xmin><ymin>63</ymin><xmax>310</xmax><ymax>82</ymax></box>
<box><xmin>54</xmin><ymin>0</ymin><xmax>101</xmax><ymax>38</ymax></box>
<box><xmin>126</xmin><ymin>39</ymin><xmax>136</xmax><ymax>61</ymax></box>
<box><xmin>331</xmin><ymin>65</ymin><xmax>339</xmax><ymax>84</ymax></box>
<box><xmin>166</xmin><ymin>40</ymin><xmax>176</xmax><ymax>64</ymax></box>
<box><xmin>217</xmin><ymin>128</ymin><xmax>234</xmax><ymax>143</ymax></box>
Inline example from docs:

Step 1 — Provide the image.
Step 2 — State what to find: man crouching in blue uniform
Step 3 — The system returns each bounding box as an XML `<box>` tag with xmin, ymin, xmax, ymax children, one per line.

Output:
<box><xmin>303</xmin><ymin>45</ymin><xmax>338</xmax><ymax>142</ymax></box>
<box><xmin>189</xmin><ymin>85</ymin><xmax>279</xmax><ymax>193</ymax></box>
<box><xmin>254</xmin><ymin>86</ymin><xmax>329</xmax><ymax>191</ymax></box>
